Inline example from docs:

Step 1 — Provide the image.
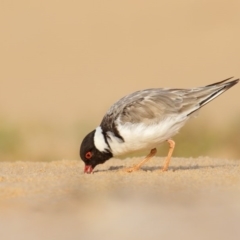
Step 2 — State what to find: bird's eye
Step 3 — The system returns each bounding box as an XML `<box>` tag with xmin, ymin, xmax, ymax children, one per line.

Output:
<box><xmin>85</xmin><ymin>151</ymin><xmax>92</xmax><ymax>159</ymax></box>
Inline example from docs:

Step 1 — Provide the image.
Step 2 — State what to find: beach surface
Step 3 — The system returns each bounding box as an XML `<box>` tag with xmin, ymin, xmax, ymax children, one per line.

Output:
<box><xmin>0</xmin><ymin>157</ymin><xmax>240</xmax><ymax>240</ymax></box>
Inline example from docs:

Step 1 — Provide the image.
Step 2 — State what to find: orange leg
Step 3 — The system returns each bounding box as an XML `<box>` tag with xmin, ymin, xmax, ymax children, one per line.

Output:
<box><xmin>161</xmin><ymin>139</ymin><xmax>175</xmax><ymax>172</ymax></box>
<box><xmin>124</xmin><ymin>148</ymin><xmax>157</xmax><ymax>173</ymax></box>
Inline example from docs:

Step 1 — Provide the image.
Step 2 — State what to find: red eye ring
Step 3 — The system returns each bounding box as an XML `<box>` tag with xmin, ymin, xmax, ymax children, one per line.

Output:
<box><xmin>85</xmin><ymin>151</ymin><xmax>92</xmax><ymax>159</ymax></box>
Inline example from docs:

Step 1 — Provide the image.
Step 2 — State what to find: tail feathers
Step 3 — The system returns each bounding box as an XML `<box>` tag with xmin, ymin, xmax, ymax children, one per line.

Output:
<box><xmin>199</xmin><ymin>78</ymin><xmax>239</xmax><ymax>107</ymax></box>
<box><xmin>187</xmin><ymin>77</ymin><xmax>239</xmax><ymax>116</ymax></box>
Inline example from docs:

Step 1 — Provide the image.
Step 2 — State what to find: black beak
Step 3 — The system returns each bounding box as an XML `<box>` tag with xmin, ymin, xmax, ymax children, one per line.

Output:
<box><xmin>84</xmin><ymin>165</ymin><xmax>93</xmax><ymax>174</ymax></box>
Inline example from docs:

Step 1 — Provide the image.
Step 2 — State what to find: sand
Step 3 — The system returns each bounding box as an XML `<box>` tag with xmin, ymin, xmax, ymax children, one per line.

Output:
<box><xmin>0</xmin><ymin>157</ymin><xmax>240</xmax><ymax>240</ymax></box>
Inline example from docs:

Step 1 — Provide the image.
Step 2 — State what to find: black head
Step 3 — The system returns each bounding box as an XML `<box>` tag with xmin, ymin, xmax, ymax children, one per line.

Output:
<box><xmin>80</xmin><ymin>130</ymin><xmax>113</xmax><ymax>173</ymax></box>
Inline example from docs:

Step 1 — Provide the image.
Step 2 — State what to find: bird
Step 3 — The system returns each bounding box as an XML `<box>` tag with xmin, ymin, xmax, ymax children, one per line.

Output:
<box><xmin>80</xmin><ymin>77</ymin><xmax>239</xmax><ymax>174</ymax></box>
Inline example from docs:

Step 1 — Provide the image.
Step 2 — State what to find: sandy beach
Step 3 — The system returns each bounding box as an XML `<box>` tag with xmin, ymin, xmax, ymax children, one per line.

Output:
<box><xmin>1</xmin><ymin>157</ymin><xmax>240</xmax><ymax>240</ymax></box>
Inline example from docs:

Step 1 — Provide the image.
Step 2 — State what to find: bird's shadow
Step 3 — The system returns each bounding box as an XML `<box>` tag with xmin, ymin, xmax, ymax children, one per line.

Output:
<box><xmin>94</xmin><ymin>165</ymin><xmax>124</xmax><ymax>173</ymax></box>
<box><xmin>93</xmin><ymin>163</ymin><xmax>235</xmax><ymax>173</ymax></box>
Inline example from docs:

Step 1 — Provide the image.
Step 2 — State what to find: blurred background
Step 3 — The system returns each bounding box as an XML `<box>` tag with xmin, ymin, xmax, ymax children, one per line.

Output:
<box><xmin>0</xmin><ymin>0</ymin><xmax>240</xmax><ymax>161</ymax></box>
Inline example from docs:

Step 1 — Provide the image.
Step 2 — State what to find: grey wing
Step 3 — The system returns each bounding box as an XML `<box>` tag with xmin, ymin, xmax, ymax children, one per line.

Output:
<box><xmin>118</xmin><ymin>90</ymin><xmax>184</xmax><ymax>124</ymax></box>
<box><xmin>101</xmin><ymin>88</ymin><xmax>184</xmax><ymax>128</ymax></box>
<box><xmin>101</xmin><ymin>77</ymin><xmax>239</xmax><ymax>129</ymax></box>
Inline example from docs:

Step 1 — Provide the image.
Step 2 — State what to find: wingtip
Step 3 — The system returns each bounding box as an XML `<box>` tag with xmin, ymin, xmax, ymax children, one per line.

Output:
<box><xmin>206</xmin><ymin>77</ymin><xmax>239</xmax><ymax>87</ymax></box>
<box><xmin>229</xmin><ymin>78</ymin><xmax>239</xmax><ymax>86</ymax></box>
<box><xmin>220</xmin><ymin>78</ymin><xmax>239</xmax><ymax>90</ymax></box>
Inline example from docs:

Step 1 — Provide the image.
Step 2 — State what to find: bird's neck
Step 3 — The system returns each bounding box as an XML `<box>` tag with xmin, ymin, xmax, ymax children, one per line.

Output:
<box><xmin>93</xmin><ymin>126</ymin><xmax>111</xmax><ymax>153</ymax></box>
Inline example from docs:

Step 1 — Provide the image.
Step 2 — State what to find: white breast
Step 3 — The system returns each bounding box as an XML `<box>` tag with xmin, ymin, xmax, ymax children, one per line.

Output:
<box><xmin>107</xmin><ymin>115</ymin><xmax>188</xmax><ymax>156</ymax></box>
